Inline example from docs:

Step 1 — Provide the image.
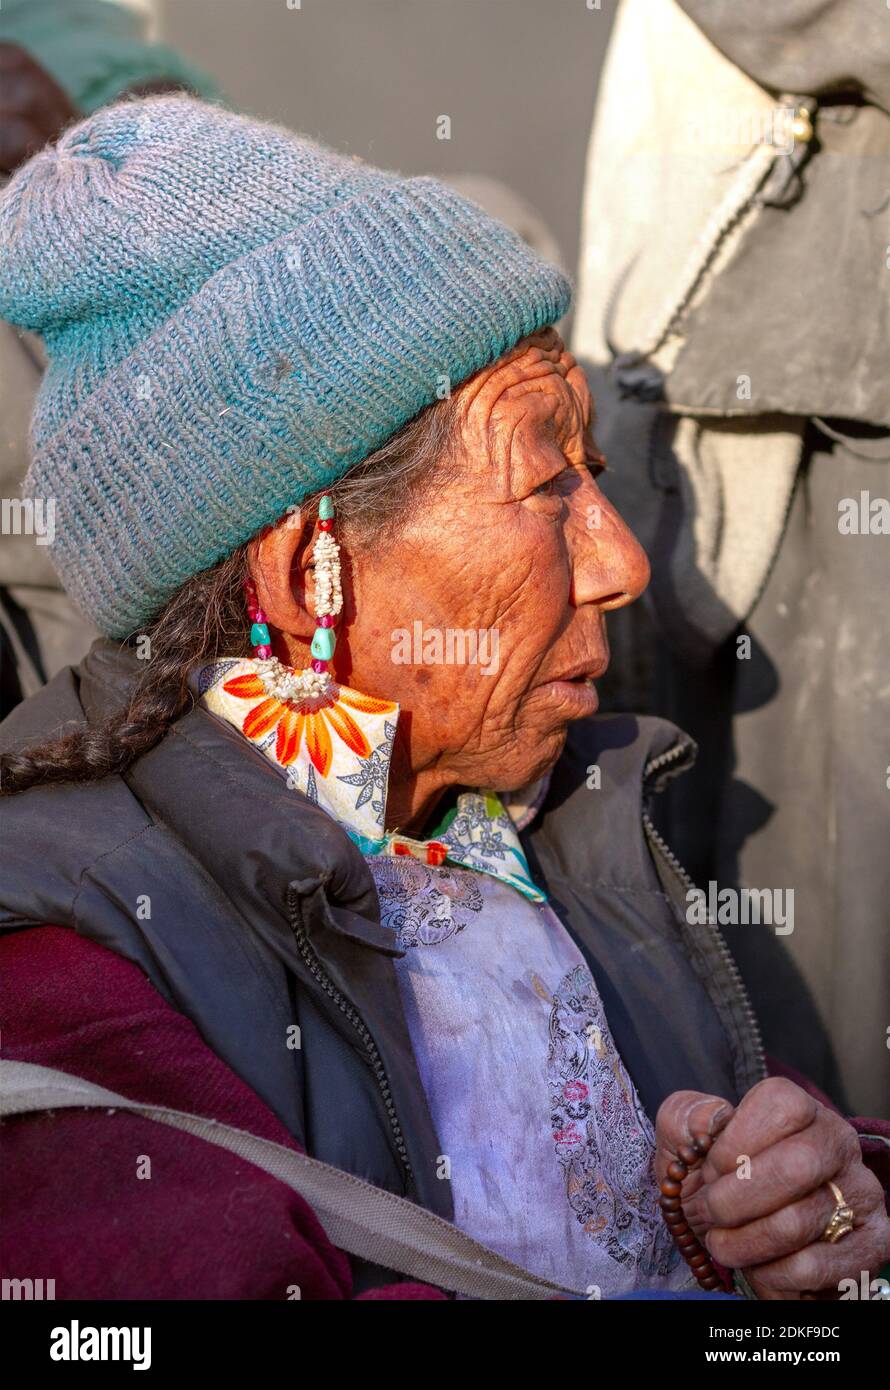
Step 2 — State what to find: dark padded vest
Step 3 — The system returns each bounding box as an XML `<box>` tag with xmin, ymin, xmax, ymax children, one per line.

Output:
<box><xmin>0</xmin><ymin>642</ymin><xmax>765</xmax><ymax>1220</ymax></box>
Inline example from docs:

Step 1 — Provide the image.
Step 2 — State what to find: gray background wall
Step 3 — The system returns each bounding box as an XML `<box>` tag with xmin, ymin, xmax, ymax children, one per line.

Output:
<box><xmin>157</xmin><ymin>0</ymin><xmax>617</xmax><ymax>276</ymax></box>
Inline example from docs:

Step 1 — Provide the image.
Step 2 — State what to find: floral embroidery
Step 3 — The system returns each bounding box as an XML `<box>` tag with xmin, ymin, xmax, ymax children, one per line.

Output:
<box><xmin>547</xmin><ymin>964</ymin><xmax>678</xmax><ymax>1276</ymax></box>
<box><xmin>367</xmin><ymin>856</ymin><xmax>484</xmax><ymax>947</ymax></box>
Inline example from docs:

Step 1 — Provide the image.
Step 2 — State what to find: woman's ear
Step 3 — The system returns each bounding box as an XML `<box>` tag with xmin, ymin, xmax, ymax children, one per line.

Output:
<box><xmin>248</xmin><ymin>510</ymin><xmax>316</xmax><ymax>643</ymax></box>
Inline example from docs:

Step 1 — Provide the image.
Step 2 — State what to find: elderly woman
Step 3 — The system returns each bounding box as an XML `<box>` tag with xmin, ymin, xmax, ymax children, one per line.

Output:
<box><xmin>0</xmin><ymin>97</ymin><xmax>887</xmax><ymax>1303</ymax></box>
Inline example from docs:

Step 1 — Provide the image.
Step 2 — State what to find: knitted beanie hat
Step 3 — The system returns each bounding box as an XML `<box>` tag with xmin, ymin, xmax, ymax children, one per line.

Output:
<box><xmin>0</xmin><ymin>96</ymin><xmax>571</xmax><ymax>638</ymax></box>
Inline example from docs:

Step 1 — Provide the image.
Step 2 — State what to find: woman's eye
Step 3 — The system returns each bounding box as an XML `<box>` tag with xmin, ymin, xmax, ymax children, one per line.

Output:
<box><xmin>534</xmin><ymin>476</ymin><xmax>558</xmax><ymax>497</ymax></box>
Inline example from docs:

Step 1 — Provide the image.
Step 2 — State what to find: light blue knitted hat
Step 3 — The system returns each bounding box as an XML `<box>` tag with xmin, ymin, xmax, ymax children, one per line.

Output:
<box><xmin>0</xmin><ymin>96</ymin><xmax>571</xmax><ymax>638</ymax></box>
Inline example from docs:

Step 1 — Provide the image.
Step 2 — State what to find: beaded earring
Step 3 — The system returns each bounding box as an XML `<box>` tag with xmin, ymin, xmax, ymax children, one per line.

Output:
<box><xmin>243</xmin><ymin>493</ymin><xmax>342</xmax><ymax>701</ymax></box>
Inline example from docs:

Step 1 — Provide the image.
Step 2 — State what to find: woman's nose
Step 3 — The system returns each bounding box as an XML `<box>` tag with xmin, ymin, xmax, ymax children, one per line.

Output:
<box><xmin>569</xmin><ymin>483</ymin><xmax>650</xmax><ymax>611</ymax></box>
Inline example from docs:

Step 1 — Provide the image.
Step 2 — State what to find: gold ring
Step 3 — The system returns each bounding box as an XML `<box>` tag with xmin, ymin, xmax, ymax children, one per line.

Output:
<box><xmin>819</xmin><ymin>1181</ymin><xmax>855</xmax><ymax>1244</ymax></box>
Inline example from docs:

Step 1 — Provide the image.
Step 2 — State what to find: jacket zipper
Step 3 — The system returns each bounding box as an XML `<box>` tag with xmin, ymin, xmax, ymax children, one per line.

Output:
<box><xmin>286</xmin><ymin>886</ymin><xmax>414</xmax><ymax>1187</ymax></box>
<box><xmin>643</xmin><ymin>747</ymin><xmax>767</xmax><ymax>1082</ymax></box>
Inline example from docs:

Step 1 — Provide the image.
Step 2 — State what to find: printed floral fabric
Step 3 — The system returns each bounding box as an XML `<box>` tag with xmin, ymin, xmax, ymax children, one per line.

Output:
<box><xmin>547</xmin><ymin>962</ymin><xmax>676</xmax><ymax>1275</ymax></box>
<box><xmin>195</xmin><ymin>657</ymin><xmax>545</xmax><ymax>901</ymax></box>
<box><xmin>368</xmin><ymin>859</ymin><xmax>687</xmax><ymax>1295</ymax></box>
<box><xmin>196</xmin><ymin>658</ymin><xmax>399</xmax><ymax>842</ymax></box>
<box><xmin>368</xmin><ymin>855</ymin><xmax>486</xmax><ymax>947</ymax></box>
<box><xmin>384</xmin><ymin>791</ymin><xmax>545</xmax><ymax>903</ymax></box>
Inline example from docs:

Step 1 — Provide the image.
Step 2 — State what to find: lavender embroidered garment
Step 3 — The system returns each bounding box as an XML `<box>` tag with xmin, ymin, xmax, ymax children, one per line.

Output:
<box><xmin>197</xmin><ymin>656</ymin><xmax>688</xmax><ymax>1295</ymax></box>
<box><xmin>369</xmin><ymin>857</ymin><xmax>686</xmax><ymax>1294</ymax></box>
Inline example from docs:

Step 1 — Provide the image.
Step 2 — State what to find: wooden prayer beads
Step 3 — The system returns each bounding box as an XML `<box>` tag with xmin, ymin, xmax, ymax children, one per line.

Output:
<box><xmin>659</xmin><ymin>1132</ymin><xmax>723</xmax><ymax>1292</ymax></box>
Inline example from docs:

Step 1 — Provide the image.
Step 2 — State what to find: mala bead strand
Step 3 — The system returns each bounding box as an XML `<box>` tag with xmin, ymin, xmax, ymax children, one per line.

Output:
<box><xmin>659</xmin><ymin>1132</ymin><xmax>724</xmax><ymax>1292</ymax></box>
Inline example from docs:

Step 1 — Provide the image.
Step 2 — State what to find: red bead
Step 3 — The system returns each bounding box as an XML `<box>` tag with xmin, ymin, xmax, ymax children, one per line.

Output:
<box><xmin>426</xmin><ymin>841</ymin><xmax>448</xmax><ymax>866</ymax></box>
<box><xmin>311</xmin><ymin>658</ymin><xmax>328</xmax><ymax>673</ymax></box>
<box><xmin>318</xmin><ymin>614</ymin><xmax>335</xmax><ymax>628</ymax></box>
<box><xmin>393</xmin><ymin>843</ymin><xmax>411</xmax><ymax>857</ymax></box>
<box><xmin>318</xmin><ymin>518</ymin><xmax>333</xmax><ymax>531</ymax></box>
<box><xmin>255</xmin><ymin>645</ymin><xmax>272</xmax><ymax>659</ymax></box>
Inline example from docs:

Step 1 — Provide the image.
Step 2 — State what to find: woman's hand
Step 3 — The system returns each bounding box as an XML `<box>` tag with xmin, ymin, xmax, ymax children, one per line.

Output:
<box><xmin>656</xmin><ymin>1078</ymin><xmax>890</xmax><ymax>1299</ymax></box>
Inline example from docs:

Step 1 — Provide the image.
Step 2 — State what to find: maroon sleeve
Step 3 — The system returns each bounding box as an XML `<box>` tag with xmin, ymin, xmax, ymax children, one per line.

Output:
<box><xmin>0</xmin><ymin>927</ymin><xmax>445</xmax><ymax>1300</ymax></box>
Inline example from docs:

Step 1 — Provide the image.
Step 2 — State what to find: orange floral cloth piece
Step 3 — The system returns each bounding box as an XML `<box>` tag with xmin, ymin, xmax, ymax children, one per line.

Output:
<box><xmin>198</xmin><ymin>658</ymin><xmax>399</xmax><ymax>842</ymax></box>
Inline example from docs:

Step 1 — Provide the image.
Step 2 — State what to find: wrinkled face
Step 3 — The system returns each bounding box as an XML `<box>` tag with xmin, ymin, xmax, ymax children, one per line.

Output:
<box><xmin>332</xmin><ymin>329</ymin><xmax>650</xmax><ymax>818</ymax></box>
<box><xmin>258</xmin><ymin>328</ymin><xmax>650</xmax><ymax>829</ymax></box>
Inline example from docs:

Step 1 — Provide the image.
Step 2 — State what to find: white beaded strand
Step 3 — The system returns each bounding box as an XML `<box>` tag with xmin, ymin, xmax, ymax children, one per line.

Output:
<box><xmin>255</xmin><ymin>656</ymin><xmax>331</xmax><ymax>701</ymax></box>
<box><xmin>313</xmin><ymin>530</ymin><xmax>342</xmax><ymax>619</ymax></box>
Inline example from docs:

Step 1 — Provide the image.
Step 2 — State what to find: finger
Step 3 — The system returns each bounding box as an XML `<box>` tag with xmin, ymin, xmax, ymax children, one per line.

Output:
<box><xmin>698</xmin><ymin>1111</ymin><xmax>861</xmax><ymax>1226</ymax></box>
<box><xmin>701</xmin><ymin>1076</ymin><xmax>820</xmax><ymax>1178</ymax></box>
<box><xmin>655</xmin><ymin>1090</ymin><xmax>734</xmax><ymax>1183</ymax></box>
<box><xmin>704</xmin><ymin>1167</ymin><xmax>881</xmax><ymax>1269</ymax></box>
<box><xmin>744</xmin><ymin>1214</ymin><xmax>890</xmax><ymax>1298</ymax></box>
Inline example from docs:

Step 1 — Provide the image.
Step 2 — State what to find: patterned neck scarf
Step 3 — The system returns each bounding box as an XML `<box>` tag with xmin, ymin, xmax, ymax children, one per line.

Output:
<box><xmin>196</xmin><ymin>658</ymin><xmax>547</xmax><ymax>904</ymax></box>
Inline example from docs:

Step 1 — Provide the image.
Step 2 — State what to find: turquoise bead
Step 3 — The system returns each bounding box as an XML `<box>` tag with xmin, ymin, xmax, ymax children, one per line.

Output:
<box><xmin>318</xmin><ymin>495</ymin><xmax>335</xmax><ymax>520</ymax></box>
<box><xmin>310</xmin><ymin>626</ymin><xmax>336</xmax><ymax>660</ymax></box>
<box><xmin>250</xmin><ymin>621</ymin><xmax>270</xmax><ymax>647</ymax></box>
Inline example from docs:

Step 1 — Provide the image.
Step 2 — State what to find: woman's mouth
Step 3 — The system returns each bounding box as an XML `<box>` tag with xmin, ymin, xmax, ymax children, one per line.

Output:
<box><xmin>537</xmin><ymin>671</ymin><xmax>602</xmax><ymax>717</ymax></box>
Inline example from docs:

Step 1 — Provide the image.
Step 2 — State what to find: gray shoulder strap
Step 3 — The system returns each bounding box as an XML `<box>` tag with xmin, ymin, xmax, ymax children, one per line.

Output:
<box><xmin>0</xmin><ymin>1059</ymin><xmax>581</xmax><ymax>1302</ymax></box>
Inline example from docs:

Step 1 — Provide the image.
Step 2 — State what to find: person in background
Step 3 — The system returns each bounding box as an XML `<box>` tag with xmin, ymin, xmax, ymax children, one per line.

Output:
<box><xmin>0</xmin><ymin>0</ymin><xmax>216</xmax><ymax>716</ymax></box>
<box><xmin>573</xmin><ymin>0</ymin><xmax>890</xmax><ymax>1119</ymax></box>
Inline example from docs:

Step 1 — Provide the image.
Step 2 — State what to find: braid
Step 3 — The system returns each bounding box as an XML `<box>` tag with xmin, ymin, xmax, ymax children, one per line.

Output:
<box><xmin>0</xmin><ymin>545</ymin><xmax>250</xmax><ymax>796</ymax></box>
